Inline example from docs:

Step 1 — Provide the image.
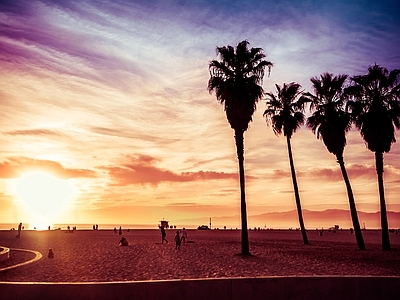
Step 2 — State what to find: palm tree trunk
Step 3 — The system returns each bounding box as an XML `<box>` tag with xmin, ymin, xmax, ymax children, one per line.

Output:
<box><xmin>234</xmin><ymin>129</ymin><xmax>250</xmax><ymax>255</ymax></box>
<box><xmin>375</xmin><ymin>151</ymin><xmax>391</xmax><ymax>250</ymax></box>
<box><xmin>336</xmin><ymin>155</ymin><xmax>365</xmax><ymax>250</ymax></box>
<box><xmin>286</xmin><ymin>135</ymin><xmax>309</xmax><ymax>245</ymax></box>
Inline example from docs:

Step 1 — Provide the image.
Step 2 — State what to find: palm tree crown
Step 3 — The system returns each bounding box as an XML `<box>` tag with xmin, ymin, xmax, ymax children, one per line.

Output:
<box><xmin>347</xmin><ymin>64</ymin><xmax>400</xmax><ymax>153</ymax></box>
<box><xmin>305</xmin><ymin>73</ymin><xmax>352</xmax><ymax>156</ymax></box>
<box><xmin>208</xmin><ymin>40</ymin><xmax>273</xmax><ymax>131</ymax></box>
<box><xmin>264</xmin><ymin>82</ymin><xmax>307</xmax><ymax>138</ymax></box>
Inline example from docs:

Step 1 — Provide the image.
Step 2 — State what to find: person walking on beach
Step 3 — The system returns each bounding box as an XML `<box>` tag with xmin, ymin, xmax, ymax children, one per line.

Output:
<box><xmin>181</xmin><ymin>228</ymin><xmax>187</xmax><ymax>244</ymax></box>
<box><xmin>174</xmin><ymin>230</ymin><xmax>181</xmax><ymax>250</ymax></box>
<box><xmin>119</xmin><ymin>226</ymin><xmax>122</xmax><ymax>235</ymax></box>
<box><xmin>15</xmin><ymin>223</ymin><xmax>22</xmax><ymax>239</ymax></box>
<box><xmin>159</xmin><ymin>225</ymin><xmax>168</xmax><ymax>244</ymax></box>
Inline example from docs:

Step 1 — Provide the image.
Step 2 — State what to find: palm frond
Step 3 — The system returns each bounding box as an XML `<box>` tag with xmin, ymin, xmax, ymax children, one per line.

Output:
<box><xmin>349</xmin><ymin>64</ymin><xmax>400</xmax><ymax>152</ymax></box>
<box><xmin>264</xmin><ymin>82</ymin><xmax>305</xmax><ymax>137</ymax></box>
<box><xmin>209</xmin><ymin>40</ymin><xmax>273</xmax><ymax>131</ymax></box>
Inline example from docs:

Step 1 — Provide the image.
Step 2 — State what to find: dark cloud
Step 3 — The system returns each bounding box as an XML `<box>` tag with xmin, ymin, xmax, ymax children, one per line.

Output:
<box><xmin>0</xmin><ymin>157</ymin><xmax>97</xmax><ymax>178</ymax></box>
<box><xmin>0</xmin><ymin>1</ymin><xmax>148</xmax><ymax>92</ymax></box>
<box><xmin>0</xmin><ymin>0</ymin><xmax>33</xmax><ymax>16</ymax></box>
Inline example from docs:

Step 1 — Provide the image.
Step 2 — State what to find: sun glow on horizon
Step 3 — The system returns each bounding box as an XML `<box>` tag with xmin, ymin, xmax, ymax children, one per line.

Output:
<box><xmin>14</xmin><ymin>171</ymin><xmax>76</xmax><ymax>225</ymax></box>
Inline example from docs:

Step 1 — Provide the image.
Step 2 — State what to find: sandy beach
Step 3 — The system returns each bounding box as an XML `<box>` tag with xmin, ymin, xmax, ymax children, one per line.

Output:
<box><xmin>1</xmin><ymin>229</ymin><xmax>399</xmax><ymax>282</ymax></box>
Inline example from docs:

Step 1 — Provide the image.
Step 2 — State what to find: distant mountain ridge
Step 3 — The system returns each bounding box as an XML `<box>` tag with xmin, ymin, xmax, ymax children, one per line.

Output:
<box><xmin>249</xmin><ymin>209</ymin><xmax>400</xmax><ymax>229</ymax></box>
<box><xmin>178</xmin><ymin>209</ymin><xmax>400</xmax><ymax>229</ymax></box>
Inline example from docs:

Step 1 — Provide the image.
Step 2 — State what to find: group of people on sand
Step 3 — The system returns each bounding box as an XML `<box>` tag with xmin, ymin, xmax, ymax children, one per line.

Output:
<box><xmin>117</xmin><ymin>226</ymin><xmax>129</xmax><ymax>246</ymax></box>
<box><xmin>159</xmin><ymin>225</ymin><xmax>187</xmax><ymax>250</ymax></box>
<box><xmin>117</xmin><ymin>226</ymin><xmax>188</xmax><ymax>249</ymax></box>
<box><xmin>66</xmin><ymin>226</ymin><xmax>76</xmax><ymax>233</ymax></box>
<box><xmin>114</xmin><ymin>226</ymin><xmax>131</xmax><ymax>235</ymax></box>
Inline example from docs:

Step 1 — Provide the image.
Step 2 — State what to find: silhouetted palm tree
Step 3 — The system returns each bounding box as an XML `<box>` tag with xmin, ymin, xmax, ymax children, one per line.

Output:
<box><xmin>305</xmin><ymin>73</ymin><xmax>366</xmax><ymax>250</ymax></box>
<box><xmin>264</xmin><ymin>82</ymin><xmax>309</xmax><ymax>245</ymax></box>
<box><xmin>346</xmin><ymin>65</ymin><xmax>400</xmax><ymax>250</ymax></box>
<box><xmin>208</xmin><ymin>40</ymin><xmax>273</xmax><ymax>255</ymax></box>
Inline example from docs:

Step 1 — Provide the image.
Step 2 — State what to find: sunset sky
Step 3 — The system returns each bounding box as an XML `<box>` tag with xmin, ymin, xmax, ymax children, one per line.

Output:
<box><xmin>1</xmin><ymin>0</ymin><xmax>399</xmax><ymax>229</ymax></box>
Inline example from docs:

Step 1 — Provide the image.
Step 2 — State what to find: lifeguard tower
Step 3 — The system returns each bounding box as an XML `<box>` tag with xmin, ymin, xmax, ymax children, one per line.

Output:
<box><xmin>159</xmin><ymin>220</ymin><xmax>169</xmax><ymax>228</ymax></box>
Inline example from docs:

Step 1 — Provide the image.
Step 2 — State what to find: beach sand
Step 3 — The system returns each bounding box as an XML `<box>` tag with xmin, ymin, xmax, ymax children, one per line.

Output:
<box><xmin>0</xmin><ymin>229</ymin><xmax>399</xmax><ymax>282</ymax></box>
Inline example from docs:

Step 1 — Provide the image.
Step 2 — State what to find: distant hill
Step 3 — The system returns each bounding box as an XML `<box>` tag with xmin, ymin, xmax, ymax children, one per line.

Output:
<box><xmin>177</xmin><ymin>209</ymin><xmax>400</xmax><ymax>229</ymax></box>
<box><xmin>248</xmin><ymin>209</ymin><xmax>400</xmax><ymax>229</ymax></box>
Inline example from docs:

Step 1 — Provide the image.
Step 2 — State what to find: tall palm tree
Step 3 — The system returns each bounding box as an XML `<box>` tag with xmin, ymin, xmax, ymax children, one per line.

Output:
<box><xmin>264</xmin><ymin>82</ymin><xmax>309</xmax><ymax>245</ymax></box>
<box><xmin>346</xmin><ymin>64</ymin><xmax>400</xmax><ymax>250</ymax></box>
<box><xmin>208</xmin><ymin>40</ymin><xmax>273</xmax><ymax>255</ymax></box>
<box><xmin>305</xmin><ymin>73</ymin><xmax>366</xmax><ymax>250</ymax></box>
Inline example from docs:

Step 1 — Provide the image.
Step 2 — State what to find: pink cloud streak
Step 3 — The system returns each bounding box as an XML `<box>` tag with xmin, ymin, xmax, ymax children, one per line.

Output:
<box><xmin>106</xmin><ymin>154</ymin><xmax>252</xmax><ymax>186</ymax></box>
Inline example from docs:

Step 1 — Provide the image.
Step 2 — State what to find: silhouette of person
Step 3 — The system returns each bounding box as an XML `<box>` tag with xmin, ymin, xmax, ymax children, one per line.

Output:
<box><xmin>174</xmin><ymin>230</ymin><xmax>181</xmax><ymax>250</ymax></box>
<box><xmin>15</xmin><ymin>223</ymin><xmax>22</xmax><ymax>239</ymax></box>
<box><xmin>48</xmin><ymin>248</ymin><xmax>54</xmax><ymax>258</ymax></box>
<box><xmin>159</xmin><ymin>225</ymin><xmax>168</xmax><ymax>243</ymax></box>
<box><xmin>114</xmin><ymin>227</ymin><xmax>117</xmax><ymax>234</ymax></box>
<box><xmin>119</xmin><ymin>226</ymin><xmax>122</xmax><ymax>235</ymax></box>
<box><xmin>118</xmin><ymin>237</ymin><xmax>129</xmax><ymax>246</ymax></box>
<box><xmin>180</xmin><ymin>228</ymin><xmax>187</xmax><ymax>244</ymax></box>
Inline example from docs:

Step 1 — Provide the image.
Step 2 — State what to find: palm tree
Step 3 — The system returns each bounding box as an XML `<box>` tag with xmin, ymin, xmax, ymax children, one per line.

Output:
<box><xmin>305</xmin><ymin>73</ymin><xmax>366</xmax><ymax>250</ymax></box>
<box><xmin>346</xmin><ymin>65</ymin><xmax>400</xmax><ymax>250</ymax></box>
<box><xmin>208</xmin><ymin>40</ymin><xmax>273</xmax><ymax>255</ymax></box>
<box><xmin>264</xmin><ymin>82</ymin><xmax>309</xmax><ymax>245</ymax></box>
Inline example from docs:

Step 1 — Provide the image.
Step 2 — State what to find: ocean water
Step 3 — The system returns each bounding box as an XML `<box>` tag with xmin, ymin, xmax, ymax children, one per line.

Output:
<box><xmin>0</xmin><ymin>223</ymin><xmax>160</xmax><ymax>231</ymax></box>
<box><xmin>0</xmin><ymin>223</ymin><xmax>201</xmax><ymax>231</ymax></box>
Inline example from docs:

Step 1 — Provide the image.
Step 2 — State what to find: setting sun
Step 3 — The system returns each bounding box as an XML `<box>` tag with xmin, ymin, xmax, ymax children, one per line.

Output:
<box><xmin>15</xmin><ymin>171</ymin><xmax>75</xmax><ymax>221</ymax></box>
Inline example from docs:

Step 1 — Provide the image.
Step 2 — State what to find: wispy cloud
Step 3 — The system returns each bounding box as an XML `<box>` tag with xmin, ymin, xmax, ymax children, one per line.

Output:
<box><xmin>5</xmin><ymin>129</ymin><xmax>61</xmax><ymax>136</ymax></box>
<box><xmin>0</xmin><ymin>157</ymin><xmax>97</xmax><ymax>179</ymax></box>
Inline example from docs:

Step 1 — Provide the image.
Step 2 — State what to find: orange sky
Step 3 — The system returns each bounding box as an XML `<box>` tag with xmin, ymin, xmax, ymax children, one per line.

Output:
<box><xmin>0</xmin><ymin>0</ymin><xmax>399</xmax><ymax>229</ymax></box>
